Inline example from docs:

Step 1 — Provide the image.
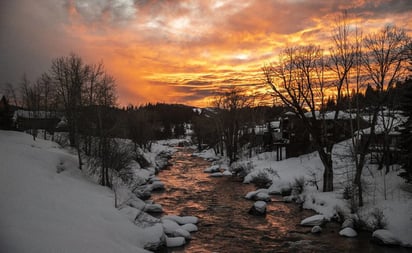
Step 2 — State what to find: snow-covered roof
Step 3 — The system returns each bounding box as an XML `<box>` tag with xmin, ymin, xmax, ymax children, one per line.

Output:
<box><xmin>13</xmin><ymin>110</ymin><xmax>61</xmax><ymax>121</ymax></box>
<box><xmin>356</xmin><ymin>112</ymin><xmax>408</xmax><ymax>135</ymax></box>
<box><xmin>303</xmin><ymin>111</ymin><xmax>355</xmax><ymax>120</ymax></box>
<box><xmin>270</xmin><ymin>121</ymin><xmax>280</xmax><ymax>128</ymax></box>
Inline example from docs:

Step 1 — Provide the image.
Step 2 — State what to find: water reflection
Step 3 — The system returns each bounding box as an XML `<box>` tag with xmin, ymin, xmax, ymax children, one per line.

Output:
<box><xmin>152</xmin><ymin>148</ymin><xmax>408</xmax><ymax>253</ymax></box>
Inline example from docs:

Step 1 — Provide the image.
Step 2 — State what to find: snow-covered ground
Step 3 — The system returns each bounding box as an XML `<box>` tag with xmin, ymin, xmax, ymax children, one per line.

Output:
<box><xmin>231</xmin><ymin>139</ymin><xmax>412</xmax><ymax>247</ymax></box>
<box><xmin>0</xmin><ymin>130</ymin><xmax>168</xmax><ymax>253</ymax></box>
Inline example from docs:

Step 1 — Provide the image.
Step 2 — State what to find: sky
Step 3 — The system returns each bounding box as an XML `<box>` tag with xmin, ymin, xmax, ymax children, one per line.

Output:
<box><xmin>1</xmin><ymin>0</ymin><xmax>412</xmax><ymax>107</ymax></box>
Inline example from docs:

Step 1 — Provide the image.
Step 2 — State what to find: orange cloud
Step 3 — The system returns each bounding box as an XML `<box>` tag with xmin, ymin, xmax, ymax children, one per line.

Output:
<box><xmin>1</xmin><ymin>0</ymin><xmax>411</xmax><ymax>108</ymax></box>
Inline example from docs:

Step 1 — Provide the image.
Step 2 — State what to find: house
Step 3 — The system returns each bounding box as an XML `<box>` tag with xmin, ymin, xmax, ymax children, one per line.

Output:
<box><xmin>359</xmin><ymin>111</ymin><xmax>407</xmax><ymax>166</ymax></box>
<box><xmin>282</xmin><ymin>111</ymin><xmax>369</xmax><ymax>158</ymax></box>
<box><xmin>13</xmin><ymin>110</ymin><xmax>64</xmax><ymax>133</ymax></box>
<box><xmin>0</xmin><ymin>95</ymin><xmax>13</xmax><ymax>129</ymax></box>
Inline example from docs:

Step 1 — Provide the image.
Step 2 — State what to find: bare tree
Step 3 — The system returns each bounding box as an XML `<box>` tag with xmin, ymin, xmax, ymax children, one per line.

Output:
<box><xmin>353</xmin><ymin>25</ymin><xmax>410</xmax><ymax>206</ymax></box>
<box><xmin>263</xmin><ymin>45</ymin><xmax>343</xmax><ymax>191</ymax></box>
<box><xmin>50</xmin><ymin>53</ymin><xmax>90</xmax><ymax>169</ymax></box>
<box><xmin>213</xmin><ymin>86</ymin><xmax>253</xmax><ymax>164</ymax></box>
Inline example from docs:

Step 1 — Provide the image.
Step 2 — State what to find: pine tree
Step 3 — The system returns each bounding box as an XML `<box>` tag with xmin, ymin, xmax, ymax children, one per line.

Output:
<box><xmin>398</xmin><ymin>79</ymin><xmax>412</xmax><ymax>182</ymax></box>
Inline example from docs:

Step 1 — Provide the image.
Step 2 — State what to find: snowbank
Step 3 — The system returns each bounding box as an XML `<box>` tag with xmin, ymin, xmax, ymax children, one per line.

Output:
<box><xmin>0</xmin><ymin>130</ymin><xmax>164</xmax><ymax>253</ymax></box>
<box><xmin>240</xmin><ymin>138</ymin><xmax>412</xmax><ymax>247</ymax></box>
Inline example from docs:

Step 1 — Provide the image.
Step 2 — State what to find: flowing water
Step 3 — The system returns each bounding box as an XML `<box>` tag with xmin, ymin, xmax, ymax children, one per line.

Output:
<box><xmin>152</xmin><ymin>148</ymin><xmax>408</xmax><ymax>253</ymax></box>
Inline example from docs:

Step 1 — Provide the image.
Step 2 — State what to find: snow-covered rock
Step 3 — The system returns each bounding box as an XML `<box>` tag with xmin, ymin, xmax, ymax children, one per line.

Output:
<box><xmin>341</xmin><ymin>218</ymin><xmax>355</xmax><ymax>229</ymax></box>
<box><xmin>245</xmin><ymin>189</ymin><xmax>269</xmax><ymax>200</ymax></box>
<box><xmin>300</xmin><ymin>214</ymin><xmax>326</xmax><ymax>226</ymax></box>
<box><xmin>339</xmin><ymin>227</ymin><xmax>357</xmax><ymax>237</ymax></box>
<box><xmin>204</xmin><ymin>165</ymin><xmax>220</xmax><ymax>173</ymax></box>
<box><xmin>311</xmin><ymin>225</ymin><xmax>322</xmax><ymax>233</ymax></box>
<box><xmin>210</xmin><ymin>172</ymin><xmax>223</xmax><ymax>177</ymax></box>
<box><xmin>172</xmin><ymin>228</ymin><xmax>191</xmax><ymax>240</ymax></box>
<box><xmin>149</xmin><ymin>181</ymin><xmax>165</xmax><ymax>191</ymax></box>
<box><xmin>180</xmin><ymin>223</ymin><xmax>198</xmax><ymax>232</ymax></box>
<box><xmin>282</xmin><ymin>195</ymin><xmax>296</xmax><ymax>203</ymax></box>
<box><xmin>144</xmin><ymin>203</ymin><xmax>163</xmax><ymax>213</ymax></box>
<box><xmin>255</xmin><ymin>191</ymin><xmax>271</xmax><ymax>202</ymax></box>
<box><xmin>249</xmin><ymin>201</ymin><xmax>267</xmax><ymax>216</ymax></box>
<box><xmin>162</xmin><ymin>219</ymin><xmax>180</xmax><ymax>234</ymax></box>
<box><xmin>162</xmin><ymin>215</ymin><xmax>199</xmax><ymax>225</ymax></box>
<box><xmin>372</xmin><ymin>229</ymin><xmax>401</xmax><ymax>246</ymax></box>
<box><xmin>222</xmin><ymin>170</ymin><xmax>233</xmax><ymax>176</ymax></box>
<box><xmin>165</xmin><ymin>236</ymin><xmax>186</xmax><ymax>247</ymax></box>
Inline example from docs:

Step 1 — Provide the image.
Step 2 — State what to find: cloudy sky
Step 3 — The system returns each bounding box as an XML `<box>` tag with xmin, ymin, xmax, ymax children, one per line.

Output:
<box><xmin>1</xmin><ymin>0</ymin><xmax>411</xmax><ymax>107</ymax></box>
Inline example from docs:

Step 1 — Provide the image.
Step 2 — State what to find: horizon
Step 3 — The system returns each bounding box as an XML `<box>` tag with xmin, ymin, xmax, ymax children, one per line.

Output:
<box><xmin>1</xmin><ymin>0</ymin><xmax>412</xmax><ymax>108</ymax></box>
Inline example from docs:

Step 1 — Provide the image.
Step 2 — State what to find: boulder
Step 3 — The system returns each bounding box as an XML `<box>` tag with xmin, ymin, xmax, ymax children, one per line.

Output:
<box><xmin>254</xmin><ymin>191</ymin><xmax>271</xmax><ymax>202</ymax></box>
<box><xmin>172</xmin><ymin>228</ymin><xmax>191</xmax><ymax>240</ymax></box>
<box><xmin>210</xmin><ymin>172</ymin><xmax>223</xmax><ymax>177</ymax></box>
<box><xmin>162</xmin><ymin>219</ymin><xmax>180</xmax><ymax>234</ymax></box>
<box><xmin>372</xmin><ymin>229</ymin><xmax>401</xmax><ymax>246</ymax></box>
<box><xmin>300</xmin><ymin>214</ymin><xmax>326</xmax><ymax>226</ymax></box>
<box><xmin>144</xmin><ymin>203</ymin><xmax>163</xmax><ymax>213</ymax></box>
<box><xmin>180</xmin><ymin>223</ymin><xmax>198</xmax><ymax>232</ymax></box>
<box><xmin>222</xmin><ymin>170</ymin><xmax>233</xmax><ymax>176</ymax></box>
<box><xmin>341</xmin><ymin>218</ymin><xmax>355</xmax><ymax>229</ymax></box>
<box><xmin>165</xmin><ymin>236</ymin><xmax>186</xmax><ymax>247</ymax></box>
<box><xmin>339</xmin><ymin>227</ymin><xmax>357</xmax><ymax>237</ymax></box>
<box><xmin>311</xmin><ymin>226</ymin><xmax>322</xmax><ymax>234</ymax></box>
<box><xmin>162</xmin><ymin>215</ymin><xmax>199</xmax><ymax>225</ymax></box>
<box><xmin>249</xmin><ymin>201</ymin><xmax>267</xmax><ymax>216</ymax></box>
<box><xmin>204</xmin><ymin>165</ymin><xmax>220</xmax><ymax>173</ymax></box>
<box><xmin>149</xmin><ymin>181</ymin><xmax>165</xmax><ymax>191</ymax></box>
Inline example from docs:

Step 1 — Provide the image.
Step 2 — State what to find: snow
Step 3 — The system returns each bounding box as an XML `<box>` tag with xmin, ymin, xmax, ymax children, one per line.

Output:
<box><xmin>300</xmin><ymin>214</ymin><xmax>326</xmax><ymax>226</ymax></box>
<box><xmin>162</xmin><ymin>215</ymin><xmax>199</xmax><ymax>225</ymax></box>
<box><xmin>339</xmin><ymin>227</ymin><xmax>358</xmax><ymax>237</ymax></box>
<box><xmin>372</xmin><ymin>229</ymin><xmax>401</xmax><ymax>246</ymax></box>
<box><xmin>180</xmin><ymin>223</ymin><xmax>198</xmax><ymax>232</ymax></box>
<box><xmin>210</xmin><ymin>172</ymin><xmax>223</xmax><ymax>177</ymax></box>
<box><xmin>311</xmin><ymin>226</ymin><xmax>322</xmax><ymax>233</ymax></box>
<box><xmin>165</xmin><ymin>236</ymin><xmax>186</xmax><ymax>247</ymax></box>
<box><xmin>0</xmin><ymin>130</ymin><xmax>164</xmax><ymax>253</ymax></box>
<box><xmin>204</xmin><ymin>164</ymin><xmax>220</xmax><ymax>173</ymax></box>
<box><xmin>234</xmin><ymin>133</ymin><xmax>412</xmax><ymax>247</ymax></box>
<box><xmin>161</xmin><ymin>219</ymin><xmax>180</xmax><ymax>234</ymax></box>
<box><xmin>253</xmin><ymin>201</ymin><xmax>267</xmax><ymax>214</ymax></box>
<box><xmin>172</xmin><ymin>228</ymin><xmax>192</xmax><ymax>240</ymax></box>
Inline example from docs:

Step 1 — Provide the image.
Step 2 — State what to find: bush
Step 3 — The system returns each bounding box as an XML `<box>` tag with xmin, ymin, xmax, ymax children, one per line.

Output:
<box><xmin>250</xmin><ymin>171</ymin><xmax>272</xmax><ymax>188</ymax></box>
<box><xmin>292</xmin><ymin>176</ymin><xmax>305</xmax><ymax>195</ymax></box>
<box><xmin>370</xmin><ymin>208</ymin><xmax>387</xmax><ymax>230</ymax></box>
<box><xmin>230</xmin><ymin>162</ymin><xmax>253</xmax><ymax>178</ymax></box>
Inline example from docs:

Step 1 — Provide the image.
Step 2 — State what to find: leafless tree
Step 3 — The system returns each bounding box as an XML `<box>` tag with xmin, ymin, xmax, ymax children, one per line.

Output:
<box><xmin>263</xmin><ymin>45</ymin><xmax>342</xmax><ymax>191</ymax></box>
<box><xmin>353</xmin><ymin>25</ymin><xmax>410</xmax><ymax>206</ymax></box>
<box><xmin>50</xmin><ymin>53</ymin><xmax>90</xmax><ymax>169</ymax></box>
<box><xmin>213</xmin><ymin>86</ymin><xmax>253</xmax><ymax>164</ymax></box>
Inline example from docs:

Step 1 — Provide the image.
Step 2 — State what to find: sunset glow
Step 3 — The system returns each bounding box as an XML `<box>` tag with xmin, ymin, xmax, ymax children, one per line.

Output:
<box><xmin>1</xmin><ymin>0</ymin><xmax>412</xmax><ymax>107</ymax></box>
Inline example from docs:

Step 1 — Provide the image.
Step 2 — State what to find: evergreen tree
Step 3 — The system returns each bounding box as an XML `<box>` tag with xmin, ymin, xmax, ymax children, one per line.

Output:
<box><xmin>398</xmin><ymin>79</ymin><xmax>412</xmax><ymax>182</ymax></box>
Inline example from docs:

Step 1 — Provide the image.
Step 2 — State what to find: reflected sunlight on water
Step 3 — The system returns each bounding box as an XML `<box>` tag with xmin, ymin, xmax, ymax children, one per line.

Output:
<box><xmin>152</xmin><ymin>148</ymin><xmax>409</xmax><ymax>253</ymax></box>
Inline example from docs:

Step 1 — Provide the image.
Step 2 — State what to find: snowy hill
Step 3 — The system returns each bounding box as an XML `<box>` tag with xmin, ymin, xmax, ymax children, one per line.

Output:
<box><xmin>0</xmin><ymin>130</ymin><xmax>163</xmax><ymax>253</ymax></box>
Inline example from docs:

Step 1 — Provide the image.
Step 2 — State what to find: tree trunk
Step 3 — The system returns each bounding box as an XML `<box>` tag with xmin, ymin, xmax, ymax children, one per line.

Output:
<box><xmin>319</xmin><ymin>148</ymin><xmax>334</xmax><ymax>192</ymax></box>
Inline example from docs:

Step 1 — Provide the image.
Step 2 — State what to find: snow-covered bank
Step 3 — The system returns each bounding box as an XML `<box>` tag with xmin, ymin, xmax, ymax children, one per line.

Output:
<box><xmin>233</xmin><ymin>139</ymin><xmax>412</xmax><ymax>247</ymax></box>
<box><xmin>0</xmin><ymin>130</ymin><xmax>165</xmax><ymax>253</ymax></box>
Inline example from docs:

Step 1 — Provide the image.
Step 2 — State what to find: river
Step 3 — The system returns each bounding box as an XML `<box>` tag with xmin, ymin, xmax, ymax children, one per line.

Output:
<box><xmin>151</xmin><ymin>147</ymin><xmax>408</xmax><ymax>253</ymax></box>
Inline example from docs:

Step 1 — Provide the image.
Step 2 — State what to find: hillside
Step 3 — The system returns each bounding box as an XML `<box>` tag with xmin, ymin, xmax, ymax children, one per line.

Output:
<box><xmin>0</xmin><ymin>131</ymin><xmax>163</xmax><ymax>253</ymax></box>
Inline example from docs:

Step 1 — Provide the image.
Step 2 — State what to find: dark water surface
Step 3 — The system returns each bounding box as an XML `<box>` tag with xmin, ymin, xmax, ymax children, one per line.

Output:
<box><xmin>151</xmin><ymin>148</ymin><xmax>408</xmax><ymax>253</ymax></box>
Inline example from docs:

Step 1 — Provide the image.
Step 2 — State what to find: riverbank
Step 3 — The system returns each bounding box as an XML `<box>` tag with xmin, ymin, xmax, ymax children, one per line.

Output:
<box><xmin>194</xmin><ymin>139</ymin><xmax>412</xmax><ymax>249</ymax></box>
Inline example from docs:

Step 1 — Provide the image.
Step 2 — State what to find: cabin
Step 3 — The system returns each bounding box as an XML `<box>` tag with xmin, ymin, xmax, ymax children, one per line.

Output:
<box><xmin>0</xmin><ymin>95</ymin><xmax>13</xmax><ymax>129</ymax></box>
<box><xmin>13</xmin><ymin>110</ymin><xmax>64</xmax><ymax>133</ymax></box>
<box><xmin>359</xmin><ymin>111</ymin><xmax>407</xmax><ymax>165</ymax></box>
<box><xmin>282</xmin><ymin>111</ymin><xmax>369</xmax><ymax>158</ymax></box>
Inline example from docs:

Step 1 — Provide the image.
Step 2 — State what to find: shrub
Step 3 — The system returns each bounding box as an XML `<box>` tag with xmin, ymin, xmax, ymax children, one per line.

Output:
<box><xmin>292</xmin><ymin>176</ymin><xmax>306</xmax><ymax>195</ymax></box>
<box><xmin>370</xmin><ymin>208</ymin><xmax>387</xmax><ymax>230</ymax></box>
